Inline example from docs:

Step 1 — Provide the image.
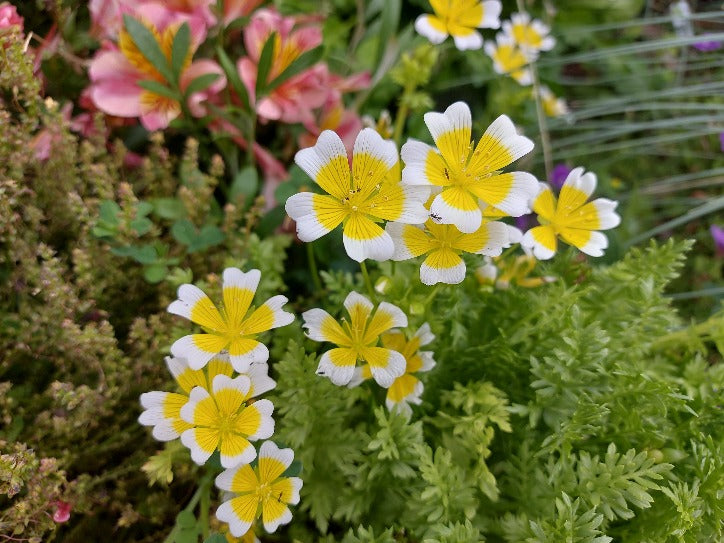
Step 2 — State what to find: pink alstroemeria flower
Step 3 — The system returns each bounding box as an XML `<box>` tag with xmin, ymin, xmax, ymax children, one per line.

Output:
<box><xmin>90</xmin><ymin>0</ymin><xmax>216</xmax><ymax>39</ymax></box>
<box><xmin>0</xmin><ymin>2</ymin><xmax>23</xmax><ymax>32</ymax></box>
<box><xmin>237</xmin><ymin>8</ymin><xmax>328</xmax><ymax>124</ymax></box>
<box><xmin>223</xmin><ymin>0</ymin><xmax>264</xmax><ymax>24</ymax></box>
<box><xmin>89</xmin><ymin>6</ymin><xmax>226</xmax><ymax>131</ymax></box>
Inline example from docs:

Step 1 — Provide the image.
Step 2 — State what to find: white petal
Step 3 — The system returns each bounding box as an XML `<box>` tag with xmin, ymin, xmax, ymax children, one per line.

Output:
<box><xmin>343</xmin><ymin>291</ymin><xmax>374</xmax><ymax>315</ymax></box>
<box><xmin>415</xmin><ymin>323</ymin><xmax>435</xmax><ymax>346</ymax></box>
<box><xmin>258</xmin><ymin>295</ymin><xmax>295</xmax><ymax>329</ymax></box>
<box><xmin>420</xmin><ymin>256</ymin><xmax>466</xmax><ymax>285</ymax></box>
<box><xmin>343</xmin><ymin>228</ymin><xmax>395</xmax><ymax>262</ymax></box>
<box><xmin>414</xmin><ymin>14</ymin><xmax>448</xmax><ymax>44</ymax></box>
<box><xmin>353</xmin><ymin>128</ymin><xmax>398</xmax><ymax>170</ymax></box>
<box><xmin>476</xmin><ymin>221</ymin><xmax>510</xmax><ymax>256</ymax></box>
<box><xmin>216</xmin><ymin>500</ymin><xmax>252</xmax><ymax>538</ymax></box>
<box><xmin>578</xmin><ymin>231</ymin><xmax>609</xmax><ymax>257</ymax></box>
<box><xmin>376</xmin><ymin>302</ymin><xmax>408</xmax><ymax>329</ymax></box>
<box><xmin>212</xmin><ymin>374</ymin><xmax>251</xmax><ymax>397</ymax></box>
<box><xmin>397</xmin><ymin>186</ymin><xmax>432</xmax><ymax>223</ymax></box>
<box><xmin>386</xmin><ymin>222</ymin><xmax>418</xmax><ymax>261</ymax></box>
<box><xmin>419</xmin><ymin>351</ymin><xmax>436</xmax><ymax>372</ymax></box>
<box><xmin>429</xmin><ymin>193</ymin><xmax>482</xmax><ymax>233</ymax></box>
<box><xmin>563</xmin><ymin>167</ymin><xmax>597</xmax><ymax>197</ymax></box>
<box><xmin>170</xmin><ymin>335</ymin><xmax>217</xmax><ymax>370</ymax></box>
<box><xmin>245</xmin><ymin>399</ymin><xmax>275</xmax><ymax>440</ymax></box>
<box><xmin>490</xmin><ymin>171</ymin><xmax>540</xmax><ymax>218</ymax></box>
<box><xmin>244</xmin><ymin>363</ymin><xmax>276</xmax><ymax>397</ymax></box>
<box><xmin>167</xmin><ymin>284</ymin><xmax>208</xmax><ymax>320</ymax></box>
<box><xmin>262</xmin><ymin>506</ymin><xmax>292</xmax><ymax>533</ymax></box>
<box><xmin>424</xmin><ymin>101</ymin><xmax>471</xmax><ymax>146</ymax></box>
<box><xmin>316</xmin><ymin>351</ymin><xmax>355</xmax><ymax>386</ymax></box>
<box><xmin>259</xmin><ymin>440</ymin><xmax>294</xmax><ymax>470</ymax></box>
<box><xmin>285</xmin><ymin>192</ymin><xmax>334</xmax><ymax>242</ymax></box>
<box><xmin>453</xmin><ymin>31</ymin><xmax>483</xmax><ymax>51</ymax></box>
<box><xmin>152</xmin><ymin>421</ymin><xmax>181</xmax><ymax>442</ymax></box>
<box><xmin>480</xmin><ymin>1</ymin><xmax>502</xmax><ymax>28</ymax></box>
<box><xmin>301</xmin><ymin>308</ymin><xmax>337</xmax><ymax>342</ymax></box>
<box><xmin>215</xmin><ymin>464</ymin><xmax>242</xmax><ymax>492</ymax></box>
<box><xmin>220</xmin><ymin>442</ymin><xmax>257</xmax><ymax>469</ymax></box>
<box><xmin>521</xmin><ymin>229</ymin><xmax>556</xmax><ymax>260</ymax></box>
<box><xmin>294</xmin><ymin>130</ymin><xmax>348</xmax><ymax>183</ymax></box>
<box><xmin>181</xmin><ymin>428</ymin><xmax>215</xmax><ymax>466</ymax></box>
<box><xmin>229</xmin><ymin>342</ymin><xmax>269</xmax><ymax>373</ymax></box>
<box><xmin>368</xmin><ymin>349</ymin><xmax>407</xmax><ymax>388</ymax></box>
<box><xmin>400</xmin><ymin>139</ymin><xmax>439</xmax><ymax>186</ymax></box>
<box><xmin>484</xmin><ymin>115</ymin><xmax>535</xmax><ymax>163</ymax></box>
<box><xmin>223</xmin><ymin>267</ymin><xmax>260</xmax><ymax>294</ymax></box>
<box><xmin>592</xmin><ymin>199</ymin><xmax>621</xmax><ymax>229</ymax></box>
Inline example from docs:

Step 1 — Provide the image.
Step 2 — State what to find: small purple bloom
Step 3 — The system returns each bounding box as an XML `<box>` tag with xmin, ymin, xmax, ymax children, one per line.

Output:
<box><xmin>692</xmin><ymin>39</ymin><xmax>722</xmax><ymax>52</ymax></box>
<box><xmin>516</xmin><ymin>213</ymin><xmax>536</xmax><ymax>231</ymax></box>
<box><xmin>550</xmin><ymin>163</ymin><xmax>573</xmax><ymax>190</ymax></box>
<box><xmin>719</xmin><ymin>132</ymin><xmax>724</xmax><ymax>152</ymax></box>
<box><xmin>711</xmin><ymin>225</ymin><xmax>724</xmax><ymax>254</ymax></box>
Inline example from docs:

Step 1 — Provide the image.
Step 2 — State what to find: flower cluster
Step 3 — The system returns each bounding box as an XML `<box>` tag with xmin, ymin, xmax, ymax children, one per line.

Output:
<box><xmin>286</xmin><ymin>100</ymin><xmax>621</xmax><ymax>283</ymax></box>
<box><xmin>139</xmin><ymin>268</ymin><xmax>302</xmax><ymax>538</ymax></box>
<box><xmin>484</xmin><ymin>12</ymin><xmax>554</xmax><ymax>86</ymax></box>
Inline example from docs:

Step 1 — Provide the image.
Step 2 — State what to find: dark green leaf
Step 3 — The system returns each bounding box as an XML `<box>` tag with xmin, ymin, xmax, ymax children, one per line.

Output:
<box><xmin>123</xmin><ymin>14</ymin><xmax>173</xmax><ymax>83</ymax></box>
<box><xmin>143</xmin><ymin>263</ymin><xmax>167</xmax><ymax>283</ymax></box>
<box><xmin>175</xmin><ymin>511</ymin><xmax>196</xmax><ymax>529</ymax></box>
<box><xmin>137</xmin><ymin>80</ymin><xmax>179</xmax><ymax>101</ymax></box>
<box><xmin>216</xmin><ymin>45</ymin><xmax>250</xmax><ymax>110</ymax></box>
<box><xmin>188</xmin><ymin>225</ymin><xmax>225</xmax><ymax>253</ymax></box>
<box><xmin>110</xmin><ymin>244</ymin><xmax>157</xmax><ymax>264</ymax></box>
<box><xmin>183</xmin><ymin>73</ymin><xmax>221</xmax><ymax>98</ymax></box>
<box><xmin>171</xmin><ymin>219</ymin><xmax>197</xmax><ymax>245</ymax></box>
<box><xmin>91</xmin><ymin>226</ymin><xmax>117</xmax><ymax>238</ymax></box>
<box><xmin>255</xmin><ymin>32</ymin><xmax>277</xmax><ymax>96</ymax></box>
<box><xmin>224</xmin><ymin>16</ymin><xmax>249</xmax><ymax>33</ymax></box>
<box><xmin>136</xmin><ymin>201</ymin><xmax>154</xmax><ymax>216</ymax></box>
<box><xmin>151</xmin><ymin>198</ymin><xmax>187</xmax><ymax>220</ymax></box>
<box><xmin>170</xmin><ymin>22</ymin><xmax>191</xmax><ymax>82</ymax></box>
<box><xmin>203</xmin><ymin>535</ymin><xmax>227</xmax><ymax>543</ymax></box>
<box><xmin>99</xmin><ymin>200</ymin><xmax>121</xmax><ymax>225</ymax></box>
<box><xmin>229</xmin><ymin>166</ymin><xmax>259</xmax><ymax>203</ymax></box>
<box><xmin>266</xmin><ymin>45</ymin><xmax>324</xmax><ymax>92</ymax></box>
<box><xmin>130</xmin><ymin>217</ymin><xmax>153</xmax><ymax>235</ymax></box>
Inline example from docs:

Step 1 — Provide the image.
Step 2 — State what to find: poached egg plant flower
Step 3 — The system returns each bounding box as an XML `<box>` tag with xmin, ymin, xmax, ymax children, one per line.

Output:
<box><xmin>502</xmin><ymin>12</ymin><xmax>555</xmax><ymax>55</ymax></box>
<box><xmin>401</xmin><ymin>101</ymin><xmax>538</xmax><ymax>234</ymax></box>
<box><xmin>415</xmin><ymin>0</ymin><xmax>502</xmax><ymax>51</ymax></box>
<box><xmin>286</xmin><ymin>128</ymin><xmax>429</xmax><ymax>262</ymax></box>
<box><xmin>302</xmin><ymin>291</ymin><xmax>408</xmax><ymax>386</ymax></box>
<box><xmin>216</xmin><ymin>441</ymin><xmax>303</xmax><ymax>536</ymax></box>
<box><xmin>521</xmin><ymin>167</ymin><xmax>621</xmax><ymax>259</ymax></box>
<box><xmin>167</xmin><ymin>268</ymin><xmax>294</xmax><ymax>372</ymax></box>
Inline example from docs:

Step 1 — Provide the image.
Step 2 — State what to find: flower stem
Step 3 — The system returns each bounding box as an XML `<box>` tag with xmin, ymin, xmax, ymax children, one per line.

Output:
<box><xmin>307</xmin><ymin>242</ymin><xmax>323</xmax><ymax>292</ymax></box>
<box><xmin>393</xmin><ymin>87</ymin><xmax>413</xmax><ymax>146</ymax></box>
<box><xmin>530</xmin><ymin>61</ymin><xmax>553</xmax><ymax>182</ymax></box>
<box><xmin>360</xmin><ymin>261</ymin><xmax>377</xmax><ymax>302</ymax></box>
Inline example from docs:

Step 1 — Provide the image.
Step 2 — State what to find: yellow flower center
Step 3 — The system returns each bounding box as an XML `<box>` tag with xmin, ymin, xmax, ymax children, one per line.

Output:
<box><xmin>512</xmin><ymin>23</ymin><xmax>543</xmax><ymax>49</ymax></box>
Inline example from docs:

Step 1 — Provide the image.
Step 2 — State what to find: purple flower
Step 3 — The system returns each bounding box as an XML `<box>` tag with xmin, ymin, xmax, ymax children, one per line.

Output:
<box><xmin>719</xmin><ymin>132</ymin><xmax>724</xmax><ymax>152</ymax></box>
<box><xmin>711</xmin><ymin>225</ymin><xmax>724</xmax><ymax>254</ymax></box>
<box><xmin>550</xmin><ymin>163</ymin><xmax>573</xmax><ymax>190</ymax></box>
<box><xmin>692</xmin><ymin>39</ymin><xmax>722</xmax><ymax>52</ymax></box>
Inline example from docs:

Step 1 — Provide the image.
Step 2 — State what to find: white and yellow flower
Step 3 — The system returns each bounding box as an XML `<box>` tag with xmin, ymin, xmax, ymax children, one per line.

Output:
<box><xmin>401</xmin><ymin>101</ymin><xmax>537</xmax><ymax>233</ymax></box>
<box><xmin>216</xmin><ymin>441</ymin><xmax>303</xmax><ymax>536</ymax></box>
<box><xmin>139</xmin><ymin>355</ymin><xmax>276</xmax><ymax>443</ymax></box>
<box><xmin>302</xmin><ymin>292</ymin><xmax>408</xmax><ymax>387</ymax></box>
<box><xmin>351</xmin><ymin>324</ymin><xmax>436</xmax><ymax>415</ymax></box>
<box><xmin>180</xmin><ymin>374</ymin><xmax>275</xmax><ymax>468</ymax></box>
<box><xmin>386</xmin><ymin>217</ymin><xmax>512</xmax><ymax>285</ymax></box>
<box><xmin>539</xmin><ymin>85</ymin><xmax>569</xmax><ymax>118</ymax></box>
<box><xmin>415</xmin><ymin>0</ymin><xmax>502</xmax><ymax>51</ymax></box>
<box><xmin>285</xmin><ymin>128</ymin><xmax>429</xmax><ymax>262</ymax></box>
<box><xmin>168</xmin><ymin>268</ymin><xmax>294</xmax><ymax>372</ymax></box>
<box><xmin>502</xmin><ymin>12</ymin><xmax>555</xmax><ymax>54</ymax></box>
<box><xmin>475</xmin><ymin>255</ymin><xmax>556</xmax><ymax>288</ymax></box>
<box><xmin>484</xmin><ymin>33</ymin><xmax>533</xmax><ymax>85</ymax></box>
<box><xmin>521</xmin><ymin>167</ymin><xmax>621</xmax><ymax>260</ymax></box>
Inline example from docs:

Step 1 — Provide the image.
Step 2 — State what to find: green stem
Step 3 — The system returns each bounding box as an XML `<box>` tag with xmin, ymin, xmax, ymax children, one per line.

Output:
<box><xmin>530</xmin><ymin>61</ymin><xmax>554</xmax><ymax>182</ymax></box>
<box><xmin>163</xmin><ymin>471</ymin><xmax>214</xmax><ymax>543</ymax></box>
<box><xmin>307</xmin><ymin>242</ymin><xmax>323</xmax><ymax>292</ymax></box>
<box><xmin>360</xmin><ymin>261</ymin><xmax>377</xmax><ymax>302</ymax></box>
<box><xmin>200</xmin><ymin>482</ymin><xmax>210</xmax><ymax>539</ymax></box>
<box><xmin>247</xmin><ymin>111</ymin><xmax>257</xmax><ymax>166</ymax></box>
<box><xmin>393</xmin><ymin>86</ymin><xmax>414</xmax><ymax>146</ymax></box>
<box><xmin>423</xmin><ymin>283</ymin><xmax>442</xmax><ymax>306</ymax></box>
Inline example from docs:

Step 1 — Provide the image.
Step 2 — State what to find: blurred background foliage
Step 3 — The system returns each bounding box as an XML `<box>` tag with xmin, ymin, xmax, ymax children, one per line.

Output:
<box><xmin>0</xmin><ymin>0</ymin><xmax>722</xmax><ymax>542</ymax></box>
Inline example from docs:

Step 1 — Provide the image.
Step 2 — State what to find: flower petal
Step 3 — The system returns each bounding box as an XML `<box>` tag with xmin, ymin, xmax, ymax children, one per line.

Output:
<box><xmin>360</xmin><ymin>347</ymin><xmax>406</xmax><ymax>388</ymax></box>
<box><xmin>228</xmin><ymin>339</ymin><xmax>269</xmax><ymax>372</ymax></box>
<box><xmin>430</xmin><ymin>188</ymin><xmax>482</xmax><ymax>233</ymax></box>
<box><xmin>168</xmin><ymin>284</ymin><xmax>226</xmax><ymax>331</ymax></box>
<box><xmin>559</xmin><ymin>228</ymin><xmax>609</xmax><ymax>257</ymax></box>
<box><xmin>242</xmin><ymin>295</ymin><xmax>295</xmax><ymax>335</ymax></box>
<box><xmin>294</xmin><ymin>130</ymin><xmax>350</xmax><ymax>199</ymax></box>
<box><xmin>401</xmin><ymin>139</ymin><xmax>452</xmax><ymax>187</ymax></box>
<box><xmin>363</xmin><ymin>302</ymin><xmax>408</xmax><ymax>344</ymax></box>
<box><xmin>181</xmin><ymin>427</ymin><xmax>219</xmax><ymax>466</ymax></box>
<box><xmin>244</xmin><ymin>363</ymin><xmax>276</xmax><ymax>397</ymax></box>
<box><xmin>386</xmin><ymin>222</ymin><xmax>432</xmax><ymax>260</ymax></box>
<box><xmin>352</xmin><ymin>128</ymin><xmax>398</xmax><ymax>196</ymax></box>
<box><xmin>170</xmin><ymin>334</ymin><xmax>228</xmax><ymax>370</ymax></box>
<box><xmin>301</xmin><ymin>308</ymin><xmax>351</xmax><ymax>345</ymax></box>
<box><xmin>216</xmin><ymin>495</ymin><xmax>258</xmax><ymax>538</ymax></box>
<box><xmin>285</xmin><ymin>192</ymin><xmax>347</xmax><ymax>242</ymax></box>
<box><xmin>468</xmin><ymin>171</ymin><xmax>538</xmax><ymax>217</ymax></box>
<box><xmin>420</xmin><ymin>250</ymin><xmax>466</xmax><ymax>285</ymax></box>
<box><xmin>343</xmin><ymin>215</ymin><xmax>395</xmax><ymax>262</ymax></box>
<box><xmin>414</xmin><ymin>14</ymin><xmax>448</xmax><ymax>44</ymax></box>
<box><xmin>258</xmin><ymin>441</ymin><xmax>294</xmax><ymax>482</ymax></box>
<box><xmin>222</xmin><ymin>268</ymin><xmax>260</xmax><ymax>330</ymax></box>
<box><xmin>316</xmin><ymin>348</ymin><xmax>357</xmax><ymax>385</ymax></box>
<box><xmin>238</xmin><ymin>398</ymin><xmax>275</xmax><ymax>440</ymax></box>
<box><xmin>521</xmin><ymin>225</ymin><xmax>557</xmax><ymax>260</ymax></box>
<box><xmin>423</xmin><ymin>101</ymin><xmax>472</xmax><ymax>168</ymax></box>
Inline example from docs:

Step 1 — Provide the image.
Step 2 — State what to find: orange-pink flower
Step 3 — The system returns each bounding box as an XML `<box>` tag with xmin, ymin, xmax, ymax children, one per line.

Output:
<box><xmin>237</xmin><ymin>8</ymin><xmax>327</xmax><ymax>124</ymax></box>
<box><xmin>88</xmin><ymin>5</ymin><xmax>225</xmax><ymax>131</ymax></box>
